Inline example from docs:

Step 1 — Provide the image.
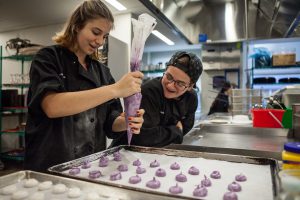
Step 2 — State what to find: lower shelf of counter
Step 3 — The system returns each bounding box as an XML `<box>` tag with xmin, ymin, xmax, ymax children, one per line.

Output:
<box><xmin>1</xmin><ymin>130</ymin><xmax>25</xmax><ymax>136</ymax></box>
<box><xmin>1</xmin><ymin>149</ymin><xmax>24</xmax><ymax>161</ymax></box>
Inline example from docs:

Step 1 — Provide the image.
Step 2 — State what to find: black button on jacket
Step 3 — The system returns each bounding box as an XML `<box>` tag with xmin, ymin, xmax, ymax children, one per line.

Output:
<box><xmin>25</xmin><ymin>45</ymin><xmax>123</xmax><ymax>172</ymax></box>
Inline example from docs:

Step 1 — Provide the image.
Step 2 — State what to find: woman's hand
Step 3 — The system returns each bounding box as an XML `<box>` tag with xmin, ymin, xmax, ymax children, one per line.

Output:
<box><xmin>128</xmin><ymin>109</ymin><xmax>145</xmax><ymax>134</ymax></box>
<box><xmin>112</xmin><ymin>109</ymin><xmax>145</xmax><ymax>133</ymax></box>
<box><xmin>176</xmin><ymin>121</ymin><xmax>183</xmax><ymax>132</ymax></box>
<box><xmin>113</xmin><ymin>71</ymin><xmax>144</xmax><ymax>98</ymax></box>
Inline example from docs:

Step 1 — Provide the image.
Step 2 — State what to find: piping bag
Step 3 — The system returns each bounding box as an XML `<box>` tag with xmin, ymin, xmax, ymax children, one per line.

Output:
<box><xmin>124</xmin><ymin>13</ymin><xmax>157</xmax><ymax>145</ymax></box>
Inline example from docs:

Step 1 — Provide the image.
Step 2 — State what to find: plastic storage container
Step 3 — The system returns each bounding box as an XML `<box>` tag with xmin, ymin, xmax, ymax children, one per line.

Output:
<box><xmin>232</xmin><ymin>96</ymin><xmax>262</xmax><ymax>104</ymax></box>
<box><xmin>232</xmin><ymin>103</ymin><xmax>249</xmax><ymax>110</ymax></box>
<box><xmin>282</xmin><ymin>142</ymin><xmax>300</xmax><ymax>170</ymax></box>
<box><xmin>252</xmin><ymin>108</ymin><xmax>285</xmax><ymax>128</ymax></box>
<box><xmin>232</xmin><ymin>89</ymin><xmax>262</xmax><ymax>115</ymax></box>
<box><xmin>232</xmin><ymin>89</ymin><xmax>261</xmax><ymax>97</ymax></box>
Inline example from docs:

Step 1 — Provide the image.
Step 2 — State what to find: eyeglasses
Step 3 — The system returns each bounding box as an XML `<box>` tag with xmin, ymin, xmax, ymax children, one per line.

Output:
<box><xmin>163</xmin><ymin>72</ymin><xmax>190</xmax><ymax>90</ymax></box>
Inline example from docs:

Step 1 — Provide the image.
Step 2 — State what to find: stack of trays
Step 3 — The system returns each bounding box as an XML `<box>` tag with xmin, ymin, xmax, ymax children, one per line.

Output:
<box><xmin>232</xmin><ymin>89</ymin><xmax>262</xmax><ymax>115</ymax></box>
<box><xmin>282</xmin><ymin>142</ymin><xmax>300</xmax><ymax>169</ymax></box>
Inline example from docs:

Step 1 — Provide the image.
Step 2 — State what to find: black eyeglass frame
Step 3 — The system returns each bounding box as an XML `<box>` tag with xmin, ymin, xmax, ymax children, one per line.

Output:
<box><xmin>163</xmin><ymin>72</ymin><xmax>191</xmax><ymax>90</ymax></box>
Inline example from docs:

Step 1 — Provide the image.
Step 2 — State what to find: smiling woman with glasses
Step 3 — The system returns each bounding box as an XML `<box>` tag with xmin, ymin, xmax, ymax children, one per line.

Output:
<box><xmin>111</xmin><ymin>51</ymin><xmax>203</xmax><ymax>148</ymax></box>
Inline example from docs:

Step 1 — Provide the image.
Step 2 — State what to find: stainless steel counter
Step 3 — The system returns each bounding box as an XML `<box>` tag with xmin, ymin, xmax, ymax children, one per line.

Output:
<box><xmin>172</xmin><ymin>124</ymin><xmax>295</xmax><ymax>160</ymax></box>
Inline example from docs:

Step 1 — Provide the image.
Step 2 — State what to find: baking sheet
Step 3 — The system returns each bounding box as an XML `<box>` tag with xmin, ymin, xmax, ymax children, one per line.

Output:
<box><xmin>0</xmin><ymin>170</ymin><xmax>179</xmax><ymax>200</ymax></box>
<box><xmin>48</xmin><ymin>145</ymin><xmax>280</xmax><ymax>200</ymax></box>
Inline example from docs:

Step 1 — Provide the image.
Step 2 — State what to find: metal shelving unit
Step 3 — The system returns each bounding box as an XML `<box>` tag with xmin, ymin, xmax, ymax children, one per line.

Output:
<box><xmin>247</xmin><ymin>38</ymin><xmax>300</xmax><ymax>98</ymax></box>
<box><xmin>0</xmin><ymin>46</ymin><xmax>33</xmax><ymax>161</ymax></box>
<box><xmin>250</xmin><ymin>66</ymin><xmax>300</xmax><ymax>91</ymax></box>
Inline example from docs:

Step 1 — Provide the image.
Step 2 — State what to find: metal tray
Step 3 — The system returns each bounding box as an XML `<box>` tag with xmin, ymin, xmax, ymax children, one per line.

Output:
<box><xmin>0</xmin><ymin>170</ymin><xmax>179</xmax><ymax>200</ymax></box>
<box><xmin>48</xmin><ymin>145</ymin><xmax>280</xmax><ymax>200</ymax></box>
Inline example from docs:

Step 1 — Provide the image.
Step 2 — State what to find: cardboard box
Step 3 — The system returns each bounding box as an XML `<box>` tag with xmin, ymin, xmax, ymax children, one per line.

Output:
<box><xmin>272</xmin><ymin>54</ymin><xmax>296</xmax><ymax>66</ymax></box>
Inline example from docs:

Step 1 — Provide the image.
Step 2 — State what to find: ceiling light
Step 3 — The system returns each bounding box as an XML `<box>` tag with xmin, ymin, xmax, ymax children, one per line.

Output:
<box><xmin>225</xmin><ymin>2</ymin><xmax>237</xmax><ymax>41</ymax></box>
<box><xmin>105</xmin><ymin>0</ymin><xmax>127</xmax><ymax>11</ymax></box>
<box><xmin>152</xmin><ymin>30</ymin><xmax>175</xmax><ymax>45</ymax></box>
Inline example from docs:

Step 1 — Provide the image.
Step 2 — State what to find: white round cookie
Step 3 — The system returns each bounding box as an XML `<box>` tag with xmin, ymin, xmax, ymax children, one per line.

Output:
<box><xmin>29</xmin><ymin>192</ymin><xmax>45</xmax><ymax>200</ymax></box>
<box><xmin>38</xmin><ymin>181</ymin><xmax>53</xmax><ymax>191</ymax></box>
<box><xmin>52</xmin><ymin>183</ymin><xmax>67</xmax><ymax>194</ymax></box>
<box><xmin>67</xmin><ymin>187</ymin><xmax>81</xmax><ymax>198</ymax></box>
<box><xmin>24</xmin><ymin>178</ymin><xmax>39</xmax><ymax>188</ymax></box>
<box><xmin>1</xmin><ymin>184</ymin><xmax>17</xmax><ymax>195</ymax></box>
<box><xmin>11</xmin><ymin>190</ymin><xmax>29</xmax><ymax>200</ymax></box>
<box><xmin>85</xmin><ymin>192</ymin><xmax>100</xmax><ymax>200</ymax></box>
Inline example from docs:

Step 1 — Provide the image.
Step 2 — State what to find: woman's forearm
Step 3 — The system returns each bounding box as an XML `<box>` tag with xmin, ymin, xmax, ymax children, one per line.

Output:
<box><xmin>41</xmin><ymin>84</ymin><xmax>119</xmax><ymax>118</ymax></box>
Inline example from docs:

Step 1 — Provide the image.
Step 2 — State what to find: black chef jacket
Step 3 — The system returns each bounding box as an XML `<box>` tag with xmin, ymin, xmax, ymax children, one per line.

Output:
<box><xmin>111</xmin><ymin>77</ymin><xmax>198</xmax><ymax>147</ymax></box>
<box><xmin>208</xmin><ymin>93</ymin><xmax>229</xmax><ymax>115</ymax></box>
<box><xmin>25</xmin><ymin>45</ymin><xmax>123</xmax><ymax>172</ymax></box>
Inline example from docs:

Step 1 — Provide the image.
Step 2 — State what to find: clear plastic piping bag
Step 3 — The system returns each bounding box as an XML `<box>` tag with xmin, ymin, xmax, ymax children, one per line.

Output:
<box><xmin>124</xmin><ymin>13</ymin><xmax>157</xmax><ymax>145</ymax></box>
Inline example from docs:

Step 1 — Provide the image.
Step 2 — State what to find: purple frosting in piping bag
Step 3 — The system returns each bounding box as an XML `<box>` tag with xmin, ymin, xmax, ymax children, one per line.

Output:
<box><xmin>124</xmin><ymin>92</ymin><xmax>142</xmax><ymax>145</ymax></box>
